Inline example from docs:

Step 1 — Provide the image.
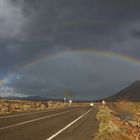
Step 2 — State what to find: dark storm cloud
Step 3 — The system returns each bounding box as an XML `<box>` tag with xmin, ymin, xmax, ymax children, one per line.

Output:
<box><xmin>8</xmin><ymin>52</ymin><xmax>140</xmax><ymax>100</ymax></box>
<box><xmin>1</xmin><ymin>0</ymin><xmax>140</xmax><ymax>73</ymax></box>
<box><xmin>1</xmin><ymin>0</ymin><xmax>140</xmax><ymax>99</ymax></box>
<box><xmin>131</xmin><ymin>30</ymin><xmax>140</xmax><ymax>38</ymax></box>
<box><xmin>17</xmin><ymin>0</ymin><xmax>140</xmax><ymax>56</ymax></box>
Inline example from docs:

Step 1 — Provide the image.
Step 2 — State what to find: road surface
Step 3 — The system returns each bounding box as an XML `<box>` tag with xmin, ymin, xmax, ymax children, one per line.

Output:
<box><xmin>0</xmin><ymin>107</ymin><xmax>98</xmax><ymax>140</ymax></box>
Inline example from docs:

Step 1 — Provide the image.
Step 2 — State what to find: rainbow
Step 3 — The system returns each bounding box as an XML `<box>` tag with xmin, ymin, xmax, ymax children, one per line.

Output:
<box><xmin>23</xmin><ymin>49</ymin><xmax>140</xmax><ymax>69</ymax></box>
<box><xmin>2</xmin><ymin>49</ymin><xmax>140</xmax><ymax>84</ymax></box>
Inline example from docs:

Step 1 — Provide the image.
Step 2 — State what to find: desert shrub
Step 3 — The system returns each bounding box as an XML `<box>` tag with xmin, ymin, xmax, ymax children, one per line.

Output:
<box><xmin>94</xmin><ymin>131</ymin><xmax>133</xmax><ymax>140</ymax></box>
<box><xmin>94</xmin><ymin>107</ymin><xmax>135</xmax><ymax>140</ymax></box>
<box><xmin>96</xmin><ymin>107</ymin><xmax>113</xmax><ymax>123</ymax></box>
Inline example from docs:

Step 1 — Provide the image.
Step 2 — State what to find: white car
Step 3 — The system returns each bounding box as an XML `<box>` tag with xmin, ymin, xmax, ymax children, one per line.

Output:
<box><xmin>90</xmin><ymin>103</ymin><xmax>94</xmax><ymax>107</ymax></box>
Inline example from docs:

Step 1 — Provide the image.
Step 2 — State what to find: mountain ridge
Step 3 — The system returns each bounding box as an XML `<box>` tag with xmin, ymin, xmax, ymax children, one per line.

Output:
<box><xmin>104</xmin><ymin>81</ymin><xmax>140</xmax><ymax>102</ymax></box>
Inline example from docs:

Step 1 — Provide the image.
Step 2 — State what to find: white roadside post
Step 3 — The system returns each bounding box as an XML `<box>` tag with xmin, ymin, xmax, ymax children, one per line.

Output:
<box><xmin>64</xmin><ymin>98</ymin><xmax>66</xmax><ymax>105</ymax></box>
<box><xmin>102</xmin><ymin>100</ymin><xmax>106</xmax><ymax>107</ymax></box>
<box><xmin>69</xmin><ymin>99</ymin><xmax>72</xmax><ymax>107</ymax></box>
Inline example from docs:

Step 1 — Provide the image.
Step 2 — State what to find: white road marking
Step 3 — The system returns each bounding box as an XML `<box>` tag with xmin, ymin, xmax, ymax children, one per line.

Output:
<box><xmin>0</xmin><ymin>110</ymin><xmax>49</xmax><ymax>119</ymax></box>
<box><xmin>46</xmin><ymin>108</ymin><xmax>93</xmax><ymax>140</ymax></box>
<box><xmin>0</xmin><ymin>108</ymin><xmax>78</xmax><ymax>130</ymax></box>
<box><xmin>0</xmin><ymin>107</ymin><xmax>71</xmax><ymax>119</ymax></box>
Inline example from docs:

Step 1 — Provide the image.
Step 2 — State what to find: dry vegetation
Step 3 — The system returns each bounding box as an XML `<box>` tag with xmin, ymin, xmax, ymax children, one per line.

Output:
<box><xmin>114</xmin><ymin>102</ymin><xmax>140</xmax><ymax>130</ymax></box>
<box><xmin>94</xmin><ymin>102</ymin><xmax>140</xmax><ymax>140</ymax></box>
<box><xmin>0</xmin><ymin>99</ymin><xmax>87</xmax><ymax>115</ymax></box>
<box><xmin>0</xmin><ymin>99</ymin><xmax>49</xmax><ymax>114</ymax></box>
<box><xmin>0</xmin><ymin>99</ymin><xmax>66</xmax><ymax>115</ymax></box>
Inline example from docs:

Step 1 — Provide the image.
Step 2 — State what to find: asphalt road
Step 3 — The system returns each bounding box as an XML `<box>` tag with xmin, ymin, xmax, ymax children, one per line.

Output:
<box><xmin>0</xmin><ymin>107</ymin><xmax>98</xmax><ymax>140</ymax></box>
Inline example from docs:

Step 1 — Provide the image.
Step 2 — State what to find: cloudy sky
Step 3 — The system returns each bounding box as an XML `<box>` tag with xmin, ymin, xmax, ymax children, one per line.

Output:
<box><xmin>0</xmin><ymin>0</ymin><xmax>140</xmax><ymax>100</ymax></box>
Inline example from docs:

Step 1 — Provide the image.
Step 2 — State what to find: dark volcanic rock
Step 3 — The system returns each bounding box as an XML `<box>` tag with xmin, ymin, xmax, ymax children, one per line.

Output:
<box><xmin>105</xmin><ymin>81</ymin><xmax>140</xmax><ymax>102</ymax></box>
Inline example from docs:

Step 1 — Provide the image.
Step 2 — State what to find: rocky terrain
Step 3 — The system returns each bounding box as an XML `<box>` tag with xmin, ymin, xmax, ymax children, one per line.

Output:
<box><xmin>94</xmin><ymin>102</ymin><xmax>140</xmax><ymax>140</ymax></box>
<box><xmin>93</xmin><ymin>81</ymin><xmax>140</xmax><ymax>140</ymax></box>
<box><xmin>0</xmin><ymin>99</ymin><xmax>66</xmax><ymax>115</ymax></box>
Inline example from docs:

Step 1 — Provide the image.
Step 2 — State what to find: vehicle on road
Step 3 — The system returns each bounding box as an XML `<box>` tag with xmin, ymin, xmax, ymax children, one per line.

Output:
<box><xmin>89</xmin><ymin>103</ymin><xmax>94</xmax><ymax>107</ymax></box>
